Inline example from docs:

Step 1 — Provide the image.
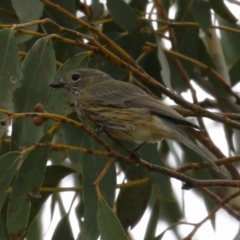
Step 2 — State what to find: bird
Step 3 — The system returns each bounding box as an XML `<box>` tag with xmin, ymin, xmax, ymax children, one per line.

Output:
<box><xmin>49</xmin><ymin>68</ymin><xmax>219</xmax><ymax>171</ymax></box>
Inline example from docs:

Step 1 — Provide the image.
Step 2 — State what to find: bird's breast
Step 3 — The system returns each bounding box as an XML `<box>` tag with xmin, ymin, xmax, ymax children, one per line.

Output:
<box><xmin>73</xmin><ymin>98</ymin><xmax>177</xmax><ymax>143</ymax></box>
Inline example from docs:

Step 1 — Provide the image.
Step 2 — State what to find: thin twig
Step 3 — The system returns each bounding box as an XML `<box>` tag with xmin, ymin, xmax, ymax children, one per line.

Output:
<box><xmin>184</xmin><ymin>190</ymin><xmax>240</xmax><ymax>239</ymax></box>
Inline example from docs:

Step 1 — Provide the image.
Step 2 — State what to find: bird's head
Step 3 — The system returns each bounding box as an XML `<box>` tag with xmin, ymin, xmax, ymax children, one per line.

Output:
<box><xmin>49</xmin><ymin>68</ymin><xmax>112</xmax><ymax>95</ymax></box>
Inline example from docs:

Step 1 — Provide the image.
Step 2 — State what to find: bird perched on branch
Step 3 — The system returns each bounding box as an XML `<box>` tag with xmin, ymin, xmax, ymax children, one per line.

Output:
<box><xmin>50</xmin><ymin>68</ymin><xmax>218</xmax><ymax>172</ymax></box>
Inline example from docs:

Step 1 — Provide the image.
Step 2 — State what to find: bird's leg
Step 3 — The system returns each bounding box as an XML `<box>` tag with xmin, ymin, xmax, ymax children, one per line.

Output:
<box><xmin>130</xmin><ymin>142</ymin><xmax>146</xmax><ymax>166</ymax></box>
<box><xmin>133</xmin><ymin>142</ymin><xmax>147</xmax><ymax>152</ymax></box>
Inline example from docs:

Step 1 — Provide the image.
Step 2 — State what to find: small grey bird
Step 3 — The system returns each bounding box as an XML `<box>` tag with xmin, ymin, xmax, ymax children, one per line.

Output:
<box><xmin>50</xmin><ymin>68</ymin><xmax>218</xmax><ymax>171</ymax></box>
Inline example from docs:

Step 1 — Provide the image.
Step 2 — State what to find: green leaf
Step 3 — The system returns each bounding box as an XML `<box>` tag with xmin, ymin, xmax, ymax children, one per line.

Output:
<box><xmin>0</xmin><ymin>214</ymin><xmax>8</xmax><ymax>240</ymax></box>
<box><xmin>28</xmin><ymin>165</ymin><xmax>76</xmax><ymax>228</ymax></box>
<box><xmin>139</xmin><ymin>144</ymin><xmax>173</xmax><ymax>198</ymax></box>
<box><xmin>7</xmin><ymin>133</ymin><xmax>52</xmax><ymax>239</ymax></box>
<box><xmin>0</xmin><ymin>1</ymin><xmax>18</xmax><ymax>24</ymax></box>
<box><xmin>43</xmin><ymin>0</ymin><xmax>78</xmax><ymax>29</ymax></box>
<box><xmin>157</xmin><ymin>36</ymin><xmax>171</xmax><ymax>89</ymax></box>
<box><xmin>91</xmin><ymin>0</ymin><xmax>104</xmax><ymax>20</ymax></box>
<box><xmin>63</xmin><ymin>113</ymin><xmax>85</xmax><ymax>167</ymax></box>
<box><xmin>88</xmin><ymin>55</ymin><xmax>126</xmax><ymax>80</ymax></box>
<box><xmin>80</xmin><ymin>148</ymin><xmax>116</xmax><ymax>240</ymax></box>
<box><xmin>98</xmin><ymin>196</ymin><xmax>128</xmax><ymax>240</ymax></box>
<box><xmin>12</xmin><ymin>37</ymin><xmax>56</xmax><ymax>150</ymax></box>
<box><xmin>117</xmin><ymin>162</ymin><xmax>151</xmax><ymax>229</ymax></box>
<box><xmin>210</xmin><ymin>0</ymin><xmax>237</xmax><ymax>23</ymax></box>
<box><xmin>0</xmin><ymin>152</ymin><xmax>20</xmax><ymax>210</ymax></box>
<box><xmin>25</xmin><ymin>216</ymin><xmax>41</xmax><ymax>240</ymax></box>
<box><xmin>191</xmin><ymin>0</ymin><xmax>211</xmax><ymax>33</ymax></box>
<box><xmin>0</xmin><ymin>135</ymin><xmax>11</xmax><ymax>157</ymax></box>
<box><xmin>51</xmin><ymin>214</ymin><xmax>74</xmax><ymax>240</ymax></box>
<box><xmin>107</xmin><ymin>0</ymin><xmax>141</xmax><ymax>36</ymax></box>
<box><xmin>129</xmin><ymin>0</ymin><xmax>149</xmax><ymax>12</ymax></box>
<box><xmin>180</xmin><ymin>144</ymin><xmax>214</xmax><ymax>179</ymax></box>
<box><xmin>144</xmin><ymin>192</ymin><xmax>160</xmax><ymax>240</ymax></box>
<box><xmin>48</xmin><ymin>127</ymin><xmax>66</xmax><ymax>165</ymax></box>
<box><xmin>12</xmin><ymin>0</ymin><xmax>44</xmax><ymax>43</ymax></box>
<box><xmin>171</xmin><ymin>0</ymin><xmax>200</xmax><ymax>92</ymax></box>
<box><xmin>216</xmin><ymin>17</ymin><xmax>240</xmax><ymax>86</ymax></box>
<box><xmin>65</xmin><ymin>113</ymin><xmax>116</xmax><ymax>240</ymax></box>
<box><xmin>0</xmin><ymin>28</ymin><xmax>22</xmax><ymax>137</ymax></box>
<box><xmin>42</xmin><ymin>0</ymin><xmax>81</xmax><ymax>62</ymax></box>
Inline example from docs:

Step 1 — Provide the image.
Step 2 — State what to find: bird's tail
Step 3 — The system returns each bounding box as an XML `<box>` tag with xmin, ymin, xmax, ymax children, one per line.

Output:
<box><xmin>172</xmin><ymin>126</ymin><xmax>219</xmax><ymax>172</ymax></box>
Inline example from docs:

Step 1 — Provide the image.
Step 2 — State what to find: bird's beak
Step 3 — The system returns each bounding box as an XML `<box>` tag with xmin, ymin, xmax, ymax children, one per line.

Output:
<box><xmin>49</xmin><ymin>81</ymin><xmax>65</xmax><ymax>88</ymax></box>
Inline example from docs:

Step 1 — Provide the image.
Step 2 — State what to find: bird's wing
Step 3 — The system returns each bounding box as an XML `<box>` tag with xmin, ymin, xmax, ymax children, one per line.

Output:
<box><xmin>86</xmin><ymin>81</ymin><xmax>199</xmax><ymax>129</ymax></box>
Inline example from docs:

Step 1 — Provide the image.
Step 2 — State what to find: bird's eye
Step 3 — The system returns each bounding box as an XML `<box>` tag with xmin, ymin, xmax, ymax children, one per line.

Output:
<box><xmin>71</xmin><ymin>73</ymin><xmax>80</xmax><ymax>81</ymax></box>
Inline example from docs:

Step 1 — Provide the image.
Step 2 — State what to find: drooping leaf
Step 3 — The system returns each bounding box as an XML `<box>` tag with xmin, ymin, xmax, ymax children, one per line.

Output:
<box><xmin>191</xmin><ymin>0</ymin><xmax>211</xmax><ymax>33</ymax></box>
<box><xmin>0</xmin><ymin>1</ymin><xmax>18</xmax><ymax>24</ymax></box>
<box><xmin>117</xmin><ymin>160</ymin><xmax>151</xmax><ymax>230</ymax></box>
<box><xmin>12</xmin><ymin>0</ymin><xmax>44</xmax><ymax>42</ymax></box>
<box><xmin>7</xmin><ymin>133</ymin><xmax>52</xmax><ymax>239</ymax></box>
<box><xmin>98</xmin><ymin>196</ymin><xmax>128</xmax><ymax>240</ymax></box>
<box><xmin>65</xmin><ymin>113</ymin><xmax>116</xmax><ymax>240</ymax></box>
<box><xmin>42</xmin><ymin>0</ymin><xmax>81</xmax><ymax>62</ymax></box>
<box><xmin>91</xmin><ymin>0</ymin><xmax>104</xmax><ymax>21</ymax></box>
<box><xmin>144</xmin><ymin>188</ymin><xmax>160</xmax><ymax>240</ymax></box>
<box><xmin>107</xmin><ymin>0</ymin><xmax>141</xmax><ymax>36</ymax></box>
<box><xmin>51</xmin><ymin>214</ymin><xmax>74</xmax><ymax>240</ymax></box>
<box><xmin>0</xmin><ymin>29</ymin><xmax>22</xmax><ymax>138</ymax></box>
<box><xmin>157</xmin><ymin>36</ymin><xmax>171</xmax><ymax>89</ymax></box>
<box><xmin>12</xmin><ymin>37</ymin><xmax>56</xmax><ymax>150</ymax></box>
<box><xmin>217</xmin><ymin>18</ymin><xmax>240</xmax><ymax>86</ymax></box>
<box><xmin>210</xmin><ymin>0</ymin><xmax>237</xmax><ymax>23</ymax></box>
<box><xmin>140</xmin><ymin>144</ymin><xmax>173</xmax><ymax>198</ymax></box>
<box><xmin>0</xmin><ymin>214</ymin><xmax>8</xmax><ymax>240</ymax></box>
<box><xmin>0</xmin><ymin>152</ymin><xmax>20</xmax><ymax>210</ymax></box>
<box><xmin>63</xmin><ymin>113</ymin><xmax>84</xmax><ymax>167</ymax></box>
<box><xmin>27</xmin><ymin>165</ymin><xmax>76</xmax><ymax>229</ymax></box>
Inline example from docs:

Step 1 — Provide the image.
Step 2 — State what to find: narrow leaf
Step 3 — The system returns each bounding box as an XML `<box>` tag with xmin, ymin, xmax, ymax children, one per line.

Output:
<box><xmin>157</xmin><ymin>36</ymin><xmax>171</xmax><ymax>89</ymax></box>
<box><xmin>98</xmin><ymin>197</ymin><xmax>128</xmax><ymax>240</ymax></box>
<box><xmin>106</xmin><ymin>0</ymin><xmax>141</xmax><ymax>36</ymax></box>
<box><xmin>7</xmin><ymin>133</ymin><xmax>52</xmax><ymax>239</ymax></box>
<box><xmin>28</xmin><ymin>165</ymin><xmax>76</xmax><ymax>228</ymax></box>
<box><xmin>210</xmin><ymin>0</ymin><xmax>237</xmax><ymax>23</ymax></box>
<box><xmin>191</xmin><ymin>0</ymin><xmax>211</xmax><ymax>33</ymax></box>
<box><xmin>0</xmin><ymin>152</ymin><xmax>20</xmax><ymax>210</ymax></box>
<box><xmin>0</xmin><ymin>28</ymin><xmax>22</xmax><ymax>137</ymax></box>
<box><xmin>51</xmin><ymin>214</ymin><xmax>74</xmax><ymax>240</ymax></box>
<box><xmin>12</xmin><ymin>0</ymin><xmax>44</xmax><ymax>42</ymax></box>
<box><xmin>65</xmin><ymin>113</ymin><xmax>116</xmax><ymax>240</ymax></box>
<box><xmin>12</xmin><ymin>37</ymin><xmax>55</xmax><ymax>150</ymax></box>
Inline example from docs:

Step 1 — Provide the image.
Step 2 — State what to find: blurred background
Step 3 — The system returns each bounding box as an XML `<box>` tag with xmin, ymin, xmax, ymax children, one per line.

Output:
<box><xmin>1</xmin><ymin>0</ymin><xmax>240</xmax><ymax>239</ymax></box>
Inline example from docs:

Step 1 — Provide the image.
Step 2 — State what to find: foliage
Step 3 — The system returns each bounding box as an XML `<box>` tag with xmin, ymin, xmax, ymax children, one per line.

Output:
<box><xmin>0</xmin><ymin>0</ymin><xmax>240</xmax><ymax>239</ymax></box>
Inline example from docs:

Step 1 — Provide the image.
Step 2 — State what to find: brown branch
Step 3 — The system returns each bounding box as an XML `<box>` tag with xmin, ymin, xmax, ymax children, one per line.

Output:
<box><xmin>0</xmin><ymin>8</ymin><xmax>18</xmax><ymax>19</ymax></box>
<box><xmin>163</xmin><ymin>48</ymin><xmax>240</xmax><ymax>104</ymax></box>
<box><xmin>177</xmin><ymin>156</ymin><xmax>240</xmax><ymax>173</ymax></box>
<box><xmin>199</xmin><ymin>188</ymin><xmax>240</xmax><ymax>221</ymax></box>
<box><xmin>187</xmin><ymin>128</ymin><xmax>240</xmax><ymax>179</ymax></box>
<box><xmin>45</xmin><ymin>142</ymin><xmax>112</xmax><ymax>156</ymax></box>
<box><xmin>40</xmin><ymin>0</ymin><xmax>143</xmax><ymax>71</ymax></box>
<box><xmin>3</xmin><ymin>110</ymin><xmax>240</xmax><ymax>189</ymax></box>
<box><xmin>0</xmin><ymin>111</ymin><xmax>114</xmax><ymax>152</ymax></box>
<box><xmin>3</xmin><ymin>22</ymin><xmax>240</xmax><ymax>131</ymax></box>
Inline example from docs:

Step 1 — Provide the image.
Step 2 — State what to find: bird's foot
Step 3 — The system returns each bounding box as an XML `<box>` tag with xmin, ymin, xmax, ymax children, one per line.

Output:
<box><xmin>130</xmin><ymin>149</ymin><xmax>141</xmax><ymax>167</ymax></box>
<box><xmin>94</xmin><ymin>123</ymin><xmax>105</xmax><ymax>135</ymax></box>
<box><xmin>130</xmin><ymin>143</ymin><xmax>146</xmax><ymax>167</ymax></box>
